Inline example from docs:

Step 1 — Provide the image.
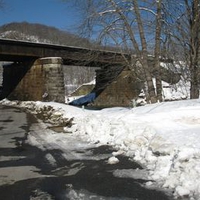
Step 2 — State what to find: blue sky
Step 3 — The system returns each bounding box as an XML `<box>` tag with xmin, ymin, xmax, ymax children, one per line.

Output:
<box><xmin>0</xmin><ymin>0</ymin><xmax>80</xmax><ymax>31</ymax></box>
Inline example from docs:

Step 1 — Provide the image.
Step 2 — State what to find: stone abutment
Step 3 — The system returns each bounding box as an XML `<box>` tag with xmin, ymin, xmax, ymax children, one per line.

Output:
<box><xmin>1</xmin><ymin>57</ymin><xmax>65</xmax><ymax>103</ymax></box>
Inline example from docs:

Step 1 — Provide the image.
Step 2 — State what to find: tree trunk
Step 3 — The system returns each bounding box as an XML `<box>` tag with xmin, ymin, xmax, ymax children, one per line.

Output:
<box><xmin>189</xmin><ymin>0</ymin><xmax>200</xmax><ymax>99</ymax></box>
<box><xmin>154</xmin><ymin>0</ymin><xmax>163</xmax><ymax>102</ymax></box>
<box><xmin>133</xmin><ymin>0</ymin><xmax>157</xmax><ymax>103</ymax></box>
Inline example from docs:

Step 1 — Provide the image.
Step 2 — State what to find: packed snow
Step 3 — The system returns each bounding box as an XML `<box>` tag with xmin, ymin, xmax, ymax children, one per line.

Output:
<box><xmin>1</xmin><ymin>98</ymin><xmax>200</xmax><ymax>200</ymax></box>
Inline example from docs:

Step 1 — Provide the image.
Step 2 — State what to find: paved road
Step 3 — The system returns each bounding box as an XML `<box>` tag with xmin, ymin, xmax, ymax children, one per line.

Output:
<box><xmin>0</xmin><ymin>105</ymin><xmax>174</xmax><ymax>200</ymax></box>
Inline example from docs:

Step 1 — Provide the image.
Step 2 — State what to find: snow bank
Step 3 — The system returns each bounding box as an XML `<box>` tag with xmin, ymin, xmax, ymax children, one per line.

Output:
<box><xmin>1</xmin><ymin>98</ymin><xmax>200</xmax><ymax>199</ymax></box>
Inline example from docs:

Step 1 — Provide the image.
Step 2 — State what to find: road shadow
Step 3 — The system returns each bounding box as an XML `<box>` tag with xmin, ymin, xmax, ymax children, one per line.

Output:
<box><xmin>0</xmin><ymin>141</ymin><xmax>173</xmax><ymax>200</ymax></box>
<box><xmin>0</xmin><ymin>106</ymin><xmax>174</xmax><ymax>200</ymax></box>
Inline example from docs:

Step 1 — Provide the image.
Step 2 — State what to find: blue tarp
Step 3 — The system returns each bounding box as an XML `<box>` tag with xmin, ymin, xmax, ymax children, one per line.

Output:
<box><xmin>69</xmin><ymin>93</ymin><xmax>96</xmax><ymax>106</ymax></box>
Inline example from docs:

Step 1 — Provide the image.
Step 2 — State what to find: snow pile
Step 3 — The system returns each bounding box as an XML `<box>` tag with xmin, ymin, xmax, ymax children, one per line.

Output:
<box><xmin>1</xmin><ymin>98</ymin><xmax>200</xmax><ymax>199</ymax></box>
<box><xmin>0</xmin><ymin>99</ymin><xmax>74</xmax><ymax>126</ymax></box>
<box><xmin>107</xmin><ymin>156</ymin><xmax>119</xmax><ymax>165</ymax></box>
<box><xmin>63</xmin><ymin>100</ymin><xmax>200</xmax><ymax>200</ymax></box>
<box><xmin>160</xmin><ymin>61</ymin><xmax>190</xmax><ymax>101</ymax></box>
<box><xmin>162</xmin><ymin>78</ymin><xmax>190</xmax><ymax>101</ymax></box>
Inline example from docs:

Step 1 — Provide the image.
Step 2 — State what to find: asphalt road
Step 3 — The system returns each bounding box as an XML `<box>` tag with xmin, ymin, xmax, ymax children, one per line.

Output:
<box><xmin>0</xmin><ymin>105</ymin><xmax>174</xmax><ymax>200</ymax></box>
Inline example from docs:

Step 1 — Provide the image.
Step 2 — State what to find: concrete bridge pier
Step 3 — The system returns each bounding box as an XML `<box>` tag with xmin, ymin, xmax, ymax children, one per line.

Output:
<box><xmin>2</xmin><ymin>57</ymin><xmax>65</xmax><ymax>103</ymax></box>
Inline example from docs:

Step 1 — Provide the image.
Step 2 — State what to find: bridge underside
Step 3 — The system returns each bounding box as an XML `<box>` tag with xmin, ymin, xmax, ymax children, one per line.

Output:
<box><xmin>0</xmin><ymin>56</ymin><xmax>144</xmax><ymax>107</ymax></box>
<box><xmin>0</xmin><ymin>57</ymin><xmax>180</xmax><ymax>107</ymax></box>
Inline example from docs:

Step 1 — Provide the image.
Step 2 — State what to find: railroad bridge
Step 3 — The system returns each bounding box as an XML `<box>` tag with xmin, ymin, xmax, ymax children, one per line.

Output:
<box><xmin>0</xmin><ymin>39</ymin><xmax>178</xmax><ymax>107</ymax></box>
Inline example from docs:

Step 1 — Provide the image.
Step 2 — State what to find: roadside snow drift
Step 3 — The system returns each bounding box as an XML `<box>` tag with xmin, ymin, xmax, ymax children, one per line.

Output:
<box><xmin>1</xmin><ymin>99</ymin><xmax>200</xmax><ymax>200</ymax></box>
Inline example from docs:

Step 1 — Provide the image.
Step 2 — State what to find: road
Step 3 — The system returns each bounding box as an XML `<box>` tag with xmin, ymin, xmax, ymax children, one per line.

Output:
<box><xmin>0</xmin><ymin>105</ymin><xmax>174</xmax><ymax>200</ymax></box>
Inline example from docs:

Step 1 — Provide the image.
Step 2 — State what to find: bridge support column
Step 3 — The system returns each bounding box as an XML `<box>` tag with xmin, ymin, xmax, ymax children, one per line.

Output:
<box><xmin>5</xmin><ymin>57</ymin><xmax>65</xmax><ymax>103</ymax></box>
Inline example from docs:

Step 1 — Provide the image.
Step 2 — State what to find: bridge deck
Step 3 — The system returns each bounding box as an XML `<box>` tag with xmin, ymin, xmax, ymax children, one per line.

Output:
<box><xmin>0</xmin><ymin>39</ymin><xmax>127</xmax><ymax>66</ymax></box>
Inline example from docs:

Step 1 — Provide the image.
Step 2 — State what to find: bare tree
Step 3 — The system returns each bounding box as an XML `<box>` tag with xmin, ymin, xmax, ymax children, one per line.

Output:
<box><xmin>163</xmin><ymin>0</ymin><xmax>200</xmax><ymax>99</ymax></box>
<box><xmin>187</xmin><ymin>0</ymin><xmax>200</xmax><ymax>98</ymax></box>
<box><xmin>61</xmin><ymin>0</ymin><xmax>200</xmax><ymax>101</ymax></box>
<box><xmin>154</xmin><ymin>0</ymin><xmax>162</xmax><ymax>102</ymax></box>
<box><xmin>61</xmin><ymin>0</ymin><xmax>167</xmax><ymax>103</ymax></box>
<box><xmin>132</xmin><ymin>0</ymin><xmax>157</xmax><ymax>103</ymax></box>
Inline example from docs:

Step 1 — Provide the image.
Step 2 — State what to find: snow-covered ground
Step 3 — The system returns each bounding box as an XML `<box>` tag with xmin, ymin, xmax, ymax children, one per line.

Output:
<box><xmin>1</xmin><ymin>98</ymin><xmax>200</xmax><ymax>200</ymax></box>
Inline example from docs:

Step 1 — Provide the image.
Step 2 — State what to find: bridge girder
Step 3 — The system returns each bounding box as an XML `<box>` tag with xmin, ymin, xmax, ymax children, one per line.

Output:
<box><xmin>0</xmin><ymin>39</ymin><xmax>128</xmax><ymax>67</ymax></box>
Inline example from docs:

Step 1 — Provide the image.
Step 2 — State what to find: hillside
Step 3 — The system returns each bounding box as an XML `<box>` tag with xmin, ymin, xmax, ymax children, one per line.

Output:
<box><xmin>0</xmin><ymin>22</ymin><xmax>91</xmax><ymax>47</ymax></box>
